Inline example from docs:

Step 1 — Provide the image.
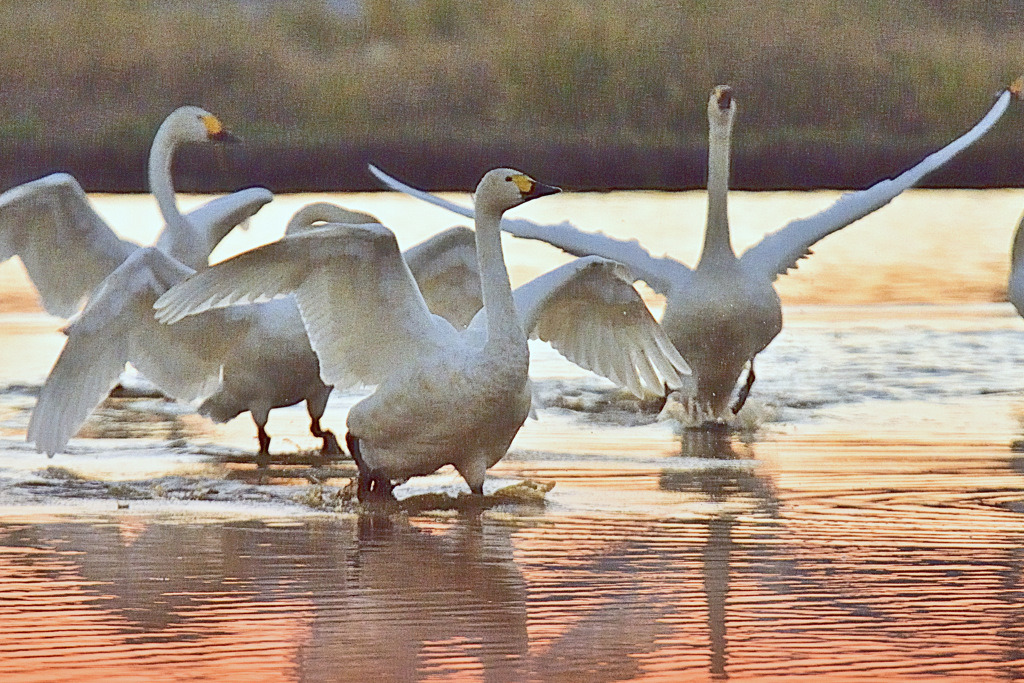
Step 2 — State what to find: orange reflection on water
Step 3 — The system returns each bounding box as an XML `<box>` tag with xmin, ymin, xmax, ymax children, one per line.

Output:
<box><xmin>0</xmin><ymin>541</ymin><xmax>309</xmax><ymax>682</ymax></box>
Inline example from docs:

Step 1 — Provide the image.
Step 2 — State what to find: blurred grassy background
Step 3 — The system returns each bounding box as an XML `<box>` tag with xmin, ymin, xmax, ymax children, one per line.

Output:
<box><xmin>0</xmin><ymin>0</ymin><xmax>1022</xmax><ymax>190</ymax></box>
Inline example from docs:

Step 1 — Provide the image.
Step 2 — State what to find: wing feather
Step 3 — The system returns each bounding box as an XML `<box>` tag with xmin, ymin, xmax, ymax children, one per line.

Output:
<box><xmin>0</xmin><ymin>173</ymin><xmax>137</xmax><ymax>316</ymax></box>
<box><xmin>403</xmin><ymin>226</ymin><xmax>482</xmax><ymax>329</ymax></box>
<box><xmin>27</xmin><ymin>248</ymin><xmax>233</xmax><ymax>455</ymax></box>
<box><xmin>740</xmin><ymin>89</ymin><xmax>1014</xmax><ymax>282</ymax></box>
<box><xmin>512</xmin><ymin>256</ymin><xmax>691</xmax><ymax>398</ymax></box>
<box><xmin>155</xmin><ymin>222</ymin><xmax>449</xmax><ymax>389</ymax></box>
<box><xmin>369</xmin><ymin>164</ymin><xmax>686</xmax><ymax>295</ymax></box>
<box><xmin>182</xmin><ymin>187</ymin><xmax>274</xmax><ymax>240</ymax></box>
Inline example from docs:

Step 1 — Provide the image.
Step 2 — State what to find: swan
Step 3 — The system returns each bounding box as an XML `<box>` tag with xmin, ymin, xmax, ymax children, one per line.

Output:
<box><xmin>369</xmin><ymin>83</ymin><xmax>1019</xmax><ymax>422</ymax></box>
<box><xmin>154</xmin><ymin>169</ymin><xmax>690</xmax><ymax>499</ymax></box>
<box><xmin>26</xmin><ymin>202</ymin><xmax>493</xmax><ymax>460</ymax></box>
<box><xmin>0</xmin><ymin>105</ymin><xmax>272</xmax><ymax>317</ymax></box>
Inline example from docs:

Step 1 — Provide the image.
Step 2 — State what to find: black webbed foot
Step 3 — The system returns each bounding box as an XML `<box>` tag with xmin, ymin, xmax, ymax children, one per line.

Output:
<box><xmin>255</xmin><ymin>424</ymin><xmax>272</xmax><ymax>468</ymax></box>
<box><xmin>311</xmin><ymin>417</ymin><xmax>342</xmax><ymax>457</ymax></box>
<box><xmin>346</xmin><ymin>432</ymin><xmax>396</xmax><ymax>504</ymax></box>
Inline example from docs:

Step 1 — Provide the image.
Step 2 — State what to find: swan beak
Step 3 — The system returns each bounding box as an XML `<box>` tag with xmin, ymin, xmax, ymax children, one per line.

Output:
<box><xmin>200</xmin><ymin>114</ymin><xmax>241</xmax><ymax>143</ymax></box>
<box><xmin>1010</xmin><ymin>76</ymin><xmax>1023</xmax><ymax>100</ymax></box>
<box><xmin>716</xmin><ymin>85</ymin><xmax>733</xmax><ymax>110</ymax></box>
<box><xmin>523</xmin><ymin>180</ymin><xmax>560</xmax><ymax>200</ymax></box>
<box><xmin>210</xmin><ymin>128</ymin><xmax>241</xmax><ymax>144</ymax></box>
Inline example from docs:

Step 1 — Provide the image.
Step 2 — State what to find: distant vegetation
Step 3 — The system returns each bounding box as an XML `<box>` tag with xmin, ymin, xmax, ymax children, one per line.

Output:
<box><xmin>0</xmin><ymin>0</ymin><xmax>1022</xmax><ymax>190</ymax></box>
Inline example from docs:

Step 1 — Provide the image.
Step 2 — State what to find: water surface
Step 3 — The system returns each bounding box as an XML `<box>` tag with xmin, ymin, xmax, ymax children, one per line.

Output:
<box><xmin>2</xmin><ymin>190</ymin><xmax>1024</xmax><ymax>680</ymax></box>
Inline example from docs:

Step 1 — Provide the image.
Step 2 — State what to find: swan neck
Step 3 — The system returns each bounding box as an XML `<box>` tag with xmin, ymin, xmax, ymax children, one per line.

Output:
<box><xmin>475</xmin><ymin>208</ymin><xmax>524</xmax><ymax>348</ymax></box>
<box><xmin>149</xmin><ymin>119</ymin><xmax>185</xmax><ymax>226</ymax></box>
<box><xmin>698</xmin><ymin>119</ymin><xmax>735</xmax><ymax>266</ymax></box>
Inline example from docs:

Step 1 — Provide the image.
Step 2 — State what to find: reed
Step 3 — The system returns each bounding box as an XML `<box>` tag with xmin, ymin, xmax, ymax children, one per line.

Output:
<box><xmin>0</xmin><ymin>0</ymin><xmax>1021</xmax><ymax>187</ymax></box>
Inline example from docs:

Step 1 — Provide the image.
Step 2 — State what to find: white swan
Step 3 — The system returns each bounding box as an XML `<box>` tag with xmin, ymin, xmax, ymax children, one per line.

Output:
<box><xmin>370</xmin><ymin>84</ymin><xmax>1018</xmax><ymax>422</ymax></box>
<box><xmin>154</xmin><ymin>169</ymin><xmax>690</xmax><ymax>499</ymax></box>
<box><xmin>26</xmin><ymin>202</ymin><xmax>492</xmax><ymax>459</ymax></box>
<box><xmin>0</xmin><ymin>105</ymin><xmax>272</xmax><ymax>317</ymax></box>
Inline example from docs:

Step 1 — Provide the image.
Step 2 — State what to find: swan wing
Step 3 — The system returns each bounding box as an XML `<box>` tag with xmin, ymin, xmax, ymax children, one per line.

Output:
<box><xmin>0</xmin><ymin>173</ymin><xmax>137</xmax><ymax>316</ymax></box>
<box><xmin>740</xmin><ymin>89</ymin><xmax>1015</xmax><ymax>282</ymax></box>
<box><xmin>369</xmin><ymin>164</ymin><xmax>686</xmax><ymax>295</ymax></box>
<box><xmin>27</xmin><ymin>247</ymin><xmax>233</xmax><ymax>455</ymax></box>
<box><xmin>182</xmin><ymin>187</ymin><xmax>274</xmax><ymax>241</ymax></box>
<box><xmin>512</xmin><ymin>256</ymin><xmax>691</xmax><ymax>398</ymax></box>
<box><xmin>154</xmin><ymin>223</ymin><xmax>449</xmax><ymax>389</ymax></box>
<box><xmin>403</xmin><ymin>225</ymin><xmax>482</xmax><ymax>329</ymax></box>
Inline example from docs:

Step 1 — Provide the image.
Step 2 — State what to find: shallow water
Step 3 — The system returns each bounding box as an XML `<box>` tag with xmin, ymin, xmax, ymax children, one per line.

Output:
<box><xmin>2</xmin><ymin>190</ymin><xmax>1024</xmax><ymax>680</ymax></box>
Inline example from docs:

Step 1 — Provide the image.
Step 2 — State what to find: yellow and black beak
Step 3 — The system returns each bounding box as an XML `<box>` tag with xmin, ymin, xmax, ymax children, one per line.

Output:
<box><xmin>201</xmin><ymin>114</ymin><xmax>240</xmax><ymax>143</ymax></box>
<box><xmin>511</xmin><ymin>173</ymin><xmax>560</xmax><ymax>200</ymax></box>
<box><xmin>525</xmin><ymin>180</ymin><xmax>560</xmax><ymax>200</ymax></box>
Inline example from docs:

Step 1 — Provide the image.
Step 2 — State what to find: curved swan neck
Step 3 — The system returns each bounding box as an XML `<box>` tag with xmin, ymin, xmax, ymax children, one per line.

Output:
<box><xmin>698</xmin><ymin>109</ymin><xmax>736</xmax><ymax>267</ymax></box>
<box><xmin>149</xmin><ymin>117</ymin><xmax>187</xmax><ymax>228</ymax></box>
<box><xmin>475</xmin><ymin>207</ymin><xmax>524</xmax><ymax>347</ymax></box>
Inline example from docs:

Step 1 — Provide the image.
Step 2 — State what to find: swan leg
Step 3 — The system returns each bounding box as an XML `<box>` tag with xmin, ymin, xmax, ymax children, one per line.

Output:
<box><xmin>255</xmin><ymin>426</ymin><xmax>271</xmax><ymax>467</ymax></box>
<box><xmin>731</xmin><ymin>359</ymin><xmax>756</xmax><ymax>415</ymax></box>
<box><xmin>310</xmin><ymin>418</ymin><xmax>342</xmax><ymax>457</ymax></box>
<box><xmin>250</xmin><ymin>405</ymin><xmax>272</xmax><ymax>467</ymax></box>
<box><xmin>345</xmin><ymin>432</ymin><xmax>395</xmax><ymax>503</ymax></box>
<box><xmin>306</xmin><ymin>387</ymin><xmax>342</xmax><ymax>457</ymax></box>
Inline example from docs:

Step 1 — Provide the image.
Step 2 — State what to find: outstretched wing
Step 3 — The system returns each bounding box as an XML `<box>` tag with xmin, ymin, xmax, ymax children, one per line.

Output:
<box><xmin>27</xmin><ymin>247</ymin><xmax>236</xmax><ymax>455</ymax></box>
<box><xmin>0</xmin><ymin>173</ymin><xmax>137</xmax><ymax>316</ymax></box>
<box><xmin>157</xmin><ymin>186</ymin><xmax>274</xmax><ymax>267</ymax></box>
<box><xmin>740</xmin><ymin>88</ymin><xmax>1015</xmax><ymax>282</ymax></box>
<box><xmin>369</xmin><ymin>164</ymin><xmax>686</xmax><ymax>295</ymax></box>
<box><xmin>508</xmin><ymin>256</ymin><xmax>691</xmax><ymax>398</ymax></box>
<box><xmin>154</xmin><ymin>222</ymin><xmax>453</xmax><ymax>390</ymax></box>
<box><xmin>403</xmin><ymin>226</ymin><xmax>482</xmax><ymax>329</ymax></box>
<box><xmin>184</xmin><ymin>187</ymin><xmax>273</xmax><ymax>238</ymax></box>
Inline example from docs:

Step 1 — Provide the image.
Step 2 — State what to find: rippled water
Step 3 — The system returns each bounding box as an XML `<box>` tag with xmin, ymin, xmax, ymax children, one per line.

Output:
<box><xmin>2</xmin><ymin>190</ymin><xmax>1024</xmax><ymax>680</ymax></box>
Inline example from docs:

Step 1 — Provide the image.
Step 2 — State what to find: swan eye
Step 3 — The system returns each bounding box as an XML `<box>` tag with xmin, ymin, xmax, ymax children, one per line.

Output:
<box><xmin>510</xmin><ymin>174</ymin><xmax>535</xmax><ymax>195</ymax></box>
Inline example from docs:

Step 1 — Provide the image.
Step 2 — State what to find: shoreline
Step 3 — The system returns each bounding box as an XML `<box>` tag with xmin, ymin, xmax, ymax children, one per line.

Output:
<box><xmin>3</xmin><ymin>138</ymin><xmax>1022</xmax><ymax>194</ymax></box>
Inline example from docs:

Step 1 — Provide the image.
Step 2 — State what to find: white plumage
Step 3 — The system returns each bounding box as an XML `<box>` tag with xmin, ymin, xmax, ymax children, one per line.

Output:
<box><xmin>155</xmin><ymin>169</ymin><xmax>689</xmax><ymax>498</ymax></box>
<box><xmin>27</xmin><ymin>202</ymin><xmax>488</xmax><ymax>460</ymax></box>
<box><xmin>370</xmin><ymin>85</ymin><xmax>1015</xmax><ymax>422</ymax></box>
<box><xmin>0</xmin><ymin>106</ymin><xmax>272</xmax><ymax>317</ymax></box>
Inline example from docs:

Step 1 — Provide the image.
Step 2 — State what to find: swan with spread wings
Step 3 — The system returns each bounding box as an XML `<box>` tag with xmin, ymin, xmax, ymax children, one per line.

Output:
<box><xmin>27</xmin><ymin>202</ymin><xmax>485</xmax><ymax>461</ymax></box>
<box><xmin>371</xmin><ymin>83</ymin><xmax>1019</xmax><ymax>423</ymax></box>
<box><xmin>0</xmin><ymin>105</ymin><xmax>272</xmax><ymax>317</ymax></box>
<box><xmin>155</xmin><ymin>169</ymin><xmax>690</xmax><ymax>500</ymax></box>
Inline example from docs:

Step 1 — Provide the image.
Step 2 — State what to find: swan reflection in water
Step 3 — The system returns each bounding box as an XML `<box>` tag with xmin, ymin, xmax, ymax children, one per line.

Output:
<box><xmin>529</xmin><ymin>431</ymin><xmax>780</xmax><ymax>681</ymax></box>
<box><xmin>6</xmin><ymin>437</ymin><xmax>1024</xmax><ymax>681</ymax></box>
<box><xmin>0</xmin><ymin>516</ymin><xmax>530</xmax><ymax>681</ymax></box>
<box><xmin>668</xmin><ymin>430</ymin><xmax>778</xmax><ymax>679</ymax></box>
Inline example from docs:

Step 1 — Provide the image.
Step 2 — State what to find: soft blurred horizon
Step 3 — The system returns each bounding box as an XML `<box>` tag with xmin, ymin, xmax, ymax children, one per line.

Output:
<box><xmin>1</xmin><ymin>0</ymin><xmax>1023</xmax><ymax>191</ymax></box>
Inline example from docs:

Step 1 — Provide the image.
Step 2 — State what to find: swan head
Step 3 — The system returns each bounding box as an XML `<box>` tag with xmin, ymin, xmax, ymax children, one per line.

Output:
<box><xmin>707</xmin><ymin>85</ymin><xmax>736</xmax><ymax>138</ymax></box>
<box><xmin>285</xmin><ymin>202</ymin><xmax>380</xmax><ymax>235</ymax></box>
<box><xmin>165</xmin><ymin>105</ymin><xmax>240</xmax><ymax>144</ymax></box>
<box><xmin>474</xmin><ymin>168</ymin><xmax>560</xmax><ymax>215</ymax></box>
